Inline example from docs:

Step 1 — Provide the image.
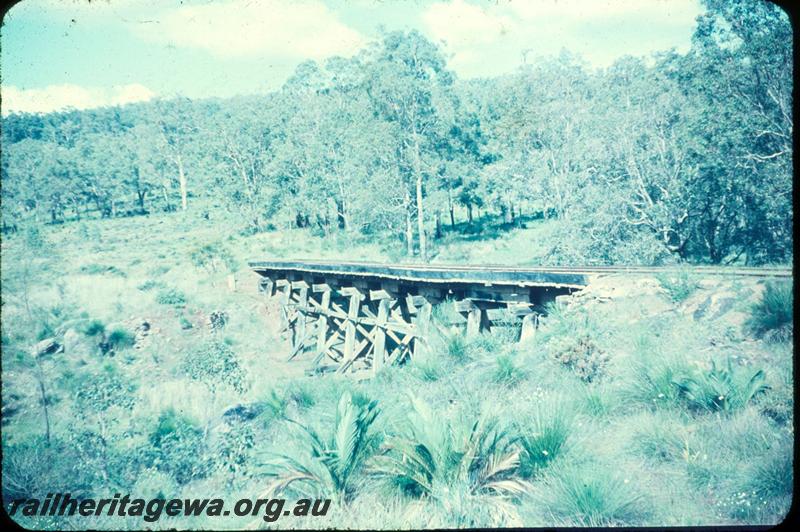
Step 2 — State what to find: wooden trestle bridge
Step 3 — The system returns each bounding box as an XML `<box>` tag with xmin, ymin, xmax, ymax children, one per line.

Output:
<box><xmin>250</xmin><ymin>260</ymin><xmax>583</xmax><ymax>376</ymax></box>
<box><xmin>249</xmin><ymin>260</ymin><xmax>792</xmax><ymax>376</ymax></box>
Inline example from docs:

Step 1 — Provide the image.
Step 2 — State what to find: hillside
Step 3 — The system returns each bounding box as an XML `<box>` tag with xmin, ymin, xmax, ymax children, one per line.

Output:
<box><xmin>1</xmin><ymin>209</ymin><xmax>792</xmax><ymax>528</ymax></box>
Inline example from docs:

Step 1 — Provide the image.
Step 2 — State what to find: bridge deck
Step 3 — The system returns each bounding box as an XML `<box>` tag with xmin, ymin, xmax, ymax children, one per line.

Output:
<box><xmin>248</xmin><ymin>259</ymin><xmax>791</xmax><ymax>288</ymax></box>
<box><xmin>249</xmin><ymin>260</ymin><xmax>590</xmax><ymax>288</ymax></box>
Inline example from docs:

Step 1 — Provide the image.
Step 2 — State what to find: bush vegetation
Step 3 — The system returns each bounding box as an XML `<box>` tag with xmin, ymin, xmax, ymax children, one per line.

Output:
<box><xmin>745</xmin><ymin>281</ymin><xmax>793</xmax><ymax>342</ymax></box>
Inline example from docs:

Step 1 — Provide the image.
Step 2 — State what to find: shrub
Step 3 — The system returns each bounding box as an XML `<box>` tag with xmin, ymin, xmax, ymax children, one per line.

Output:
<box><xmin>740</xmin><ymin>434</ymin><xmax>793</xmax><ymax>522</ymax></box>
<box><xmin>289</xmin><ymin>385</ymin><xmax>317</xmax><ymax>410</ymax></box>
<box><xmin>216</xmin><ymin>423</ymin><xmax>256</xmax><ymax>484</ymax></box>
<box><xmin>411</xmin><ymin>350</ymin><xmax>446</xmax><ymax>382</ymax></box>
<box><xmin>148</xmin><ymin>409</ymin><xmax>212</xmax><ymax>485</ymax></box>
<box><xmin>629</xmin><ymin>416</ymin><xmax>685</xmax><ymax>463</ymax></box>
<box><xmin>181</xmin><ymin>340</ymin><xmax>247</xmax><ymax>393</ymax></box>
<box><xmin>82</xmin><ymin>319</ymin><xmax>106</xmax><ymax>337</ymax></box>
<box><xmin>550</xmin><ymin>335</ymin><xmax>608</xmax><ymax>383</ymax></box>
<box><xmin>673</xmin><ymin>358</ymin><xmax>769</xmax><ymax>413</ymax></box>
<box><xmin>1</xmin><ymin>436</ymin><xmax>101</xmax><ymax>501</ymax></box>
<box><xmin>137</xmin><ymin>279</ymin><xmax>163</xmax><ymax>292</ymax></box>
<box><xmin>107</xmin><ymin>327</ymin><xmax>135</xmax><ymax>350</ymax></box>
<box><xmin>745</xmin><ymin>281</ymin><xmax>793</xmax><ymax>342</ymax></box>
<box><xmin>74</xmin><ymin>363</ymin><xmax>137</xmax><ymax>412</ymax></box>
<box><xmin>155</xmin><ymin>288</ymin><xmax>187</xmax><ymax>306</ymax></box>
<box><xmin>259</xmin><ymin>391</ymin><xmax>380</xmax><ymax>504</ymax></box>
<box><xmin>190</xmin><ymin>242</ymin><xmax>237</xmax><ymax>273</ymax></box>
<box><xmin>656</xmin><ymin>269</ymin><xmax>698</xmax><ymax>303</ymax></box>
<box><xmin>131</xmin><ymin>468</ymin><xmax>180</xmax><ymax>500</ymax></box>
<box><xmin>79</xmin><ymin>263</ymin><xmax>126</xmax><ymax>277</ymax></box>
<box><xmin>624</xmin><ymin>356</ymin><xmax>687</xmax><ymax>409</ymax></box>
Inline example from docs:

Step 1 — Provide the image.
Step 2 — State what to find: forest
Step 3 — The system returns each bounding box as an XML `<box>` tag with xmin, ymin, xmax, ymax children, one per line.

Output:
<box><xmin>1</xmin><ymin>0</ymin><xmax>792</xmax><ymax>266</ymax></box>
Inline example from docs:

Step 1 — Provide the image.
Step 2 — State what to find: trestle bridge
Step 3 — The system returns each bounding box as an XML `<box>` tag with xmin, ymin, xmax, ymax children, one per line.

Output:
<box><xmin>249</xmin><ymin>260</ymin><xmax>792</xmax><ymax>377</ymax></box>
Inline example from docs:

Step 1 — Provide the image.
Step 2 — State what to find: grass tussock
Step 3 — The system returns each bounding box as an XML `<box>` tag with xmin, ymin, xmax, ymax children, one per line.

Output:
<box><xmin>745</xmin><ymin>281</ymin><xmax>793</xmax><ymax>342</ymax></box>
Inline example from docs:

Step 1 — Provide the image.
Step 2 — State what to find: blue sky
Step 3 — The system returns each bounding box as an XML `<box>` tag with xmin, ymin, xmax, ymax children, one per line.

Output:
<box><xmin>1</xmin><ymin>0</ymin><xmax>705</xmax><ymax>114</ymax></box>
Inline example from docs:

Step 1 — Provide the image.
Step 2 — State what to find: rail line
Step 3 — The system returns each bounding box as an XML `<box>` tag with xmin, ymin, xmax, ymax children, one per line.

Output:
<box><xmin>249</xmin><ymin>259</ymin><xmax>793</xmax><ymax>279</ymax></box>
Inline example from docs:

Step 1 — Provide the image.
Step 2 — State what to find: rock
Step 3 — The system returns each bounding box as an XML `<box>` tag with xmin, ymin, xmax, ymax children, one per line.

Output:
<box><xmin>222</xmin><ymin>403</ymin><xmax>266</xmax><ymax>423</ymax></box>
<box><xmin>31</xmin><ymin>338</ymin><xmax>62</xmax><ymax>358</ymax></box>
<box><xmin>134</xmin><ymin>320</ymin><xmax>151</xmax><ymax>348</ymax></box>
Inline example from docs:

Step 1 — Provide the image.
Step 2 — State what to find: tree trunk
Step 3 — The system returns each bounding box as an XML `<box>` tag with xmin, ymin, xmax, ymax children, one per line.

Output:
<box><xmin>335</xmin><ymin>199</ymin><xmax>347</xmax><ymax>230</ymax></box>
<box><xmin>448</xmin><ymin>188</ymin><xmax>455</xmax><ymax>228</ymax></box>
<box><xmin>405</xmin><ymin>190</ymin><xmax>414</xmax><ymax>257</ymax></box>
<box><xmin>35</xmin><ymin>359</ymin><xmax>51</xmax><ymax>446</ymax></box>
<box><xmin>177</xmin><ymin>154</ymin><xmax>188</xmax><ymax>211</ymax></box>
<box><xmin>467</xmin><ymin>204</ymin><xmax>474</xmax><ymax>224</ymax></box>
<box><xmin>413</xmin><ymin>140</ymin><xmax>427</xmax><ymax>262</ymax></box>
<box><xmin>435</xmin><ymin>212</ymin><xmax>442</xmax><ymax>239</ymax></box>
<box><xmin>503</xmin><ymin>201</ymin><xmax>513</xmax><ymax>224</ymax></box>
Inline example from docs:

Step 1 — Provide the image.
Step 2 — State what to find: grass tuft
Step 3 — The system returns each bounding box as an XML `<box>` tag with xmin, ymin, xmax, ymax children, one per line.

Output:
<box><xmin>745</xmin><ymin>281</ymin><xmax>793</xmax><ymax>342</ymax></box>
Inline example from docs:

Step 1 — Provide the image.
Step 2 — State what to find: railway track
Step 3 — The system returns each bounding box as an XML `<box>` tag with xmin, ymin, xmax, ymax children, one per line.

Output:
<box><xmin>249</xmin><ymin>259</ymin><xmax>793</xmax><ymax>279</ymax></box>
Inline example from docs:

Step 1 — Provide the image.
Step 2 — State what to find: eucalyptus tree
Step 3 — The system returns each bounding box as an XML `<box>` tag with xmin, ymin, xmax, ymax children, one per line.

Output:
<box><xmin>679</xmin><ymin>0</ymin><xmax>793</xmax><ymax>263</ymax></box>
<box><xmin>207</xmin><ymin>96</ymin><xmax>281</xmax><ymax>233</ymax></box>
<box><xmin>364</xmin><ymin>31</ymin><xmax>459</xmax><ymax>261</ymax></box>
<box><xmin>149</xmin><ymin>98</ymin><xmax>200</xmax><ymax>211</ymax></box>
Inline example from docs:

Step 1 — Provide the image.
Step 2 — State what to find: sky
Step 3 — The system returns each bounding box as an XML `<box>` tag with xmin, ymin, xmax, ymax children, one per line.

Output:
<box><xmin>0</xmin><ymin>0</ymin><xmax>706</xmax><ymax>114</ymax></box>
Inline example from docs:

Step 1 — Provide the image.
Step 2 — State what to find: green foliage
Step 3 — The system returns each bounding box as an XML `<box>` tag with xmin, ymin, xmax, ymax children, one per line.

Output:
<box><xmin>73</xmin><ymin>363</ymin><xmax>137</xmax><ymax>413</ymax></box>
<box><xmin>745</xmin><ymin>281</ymin><xmax>793</xmax><ymax>341</ymax></box>
<box><xmin>515</xmin><ymin>409</ymin><xmax>569</xmax><ymax>478</ymax></box>
<box><xmin>629</xmin><ymin>415</ymin><xmax>686</xmax><ymax>464</ymax></box>
<box><xmin>148</xmin><ymin>408</ymin><xmax>212</xmax><ymax>485</ymax></box>
<box><xmin>189</xmin><ymin>242</ymin><xmax>237</xmax><ymax>273</ymax></box>
<box><xmin>492</xmin><ymin>353</ymin><xmax>527</xmax><ymax>386</ymax></box>
<box><xmin>78</xmin><ymin>263</ymin><xmax>126</xmax><ymax>277</ymax></box>
<box><xmin>371</xmin><ymin>394</ymin><xmax>528</xmax><ymax>504</ymax></box>
<box><xmin>131</xmin><ymin>468</ymin><xmax>179</xmax><ymax>500</ymax></box>
<box><xmin>1</xmin><ymin>436</ymin><xmax>102</xmax><ymax>501</ymax></box>
<box><xmin>82</xmin><ymin>319</ymin><xmax>106</xmax><ymax>337</ymax></box>
<box><xmin>106</xmin><ymin>327</ymin><xmax>135</xmax><ymax>350</ymax></box>
<box><xmin>289</xmin><ymin>385</ymin><xmax>317</xmax><ymax>410</ymax></box>
<box><xmin>137</xmin><ymin>279</ymin><xmax>163</xmax><ymax>291</ymax></box>
<box><xmin>534</xmin><ymin>464</ymin><xmax>650</xmax><ymax>526</ymax></box>
<box><xmin>550</xmin><ymin>335</ymin><xmax>609</xmax><ymax>383</ymax></box>
<box><xmin>155</xmin><ymin>287</ymin><xmax>186</xmax><ymax>306</ymax></box>
<box><xmin>410</xmin><ymin>349</ymin><xmax>447</xmax><ymax>382</ymax></box>
<box><xmin>673</xmin><ymin>358</ymin><xmax>769</xmax><ymax>413</ymax></box>
<box><xmin>181</xmin><ymin>340</ymin><xmax>247</xmax><ymax>393</ymax></box>
<box><xmin>259</xmin><ymin>391</ymin><xmax>380</xmax><ymax>503</ymax></box>
<box><xmin>446</xmin><ymin>333</ymin><xmax>470</xmax><ymax>362</ymax></box>
<box><xmin>657</xmin><ymin>270</ymin><xmax>699</xmax><ymax>303</ymax></box>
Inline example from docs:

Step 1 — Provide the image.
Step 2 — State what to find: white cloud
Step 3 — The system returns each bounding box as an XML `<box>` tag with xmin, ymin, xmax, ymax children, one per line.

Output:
<box><xmin>1</xmin><ymin>84</ymin><xmax>155</xmax><ymax>115</ymax></box>
<box><xmin>508</xmin><ymin>0</ymin><xmax>695</xmax><ymax>21</ymax></box>
<box><xmin>423</xmin><ymin>0</ymin><xmax>513</xmax><ymax>47</ymax></box>
<box><xmin>421</xmin><ymin>0</ymin><xmax>704</xmax><ymax>77</ymax></box>
<box><xmin>132</xmin><ymin>0</ymin><xmax>366</xmax><ymax>60</ymax></box>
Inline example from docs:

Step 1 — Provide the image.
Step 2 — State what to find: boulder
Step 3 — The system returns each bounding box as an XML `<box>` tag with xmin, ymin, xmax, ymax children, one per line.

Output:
<box><xmin>31</xmin><ymin>338</ymin><xmax>62</xmax><ymax>359</ymax></box>
<box><xmin>222</xmin><ymin>403</ymin><xmax>266</xmax><ymax>424</ymax></box>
